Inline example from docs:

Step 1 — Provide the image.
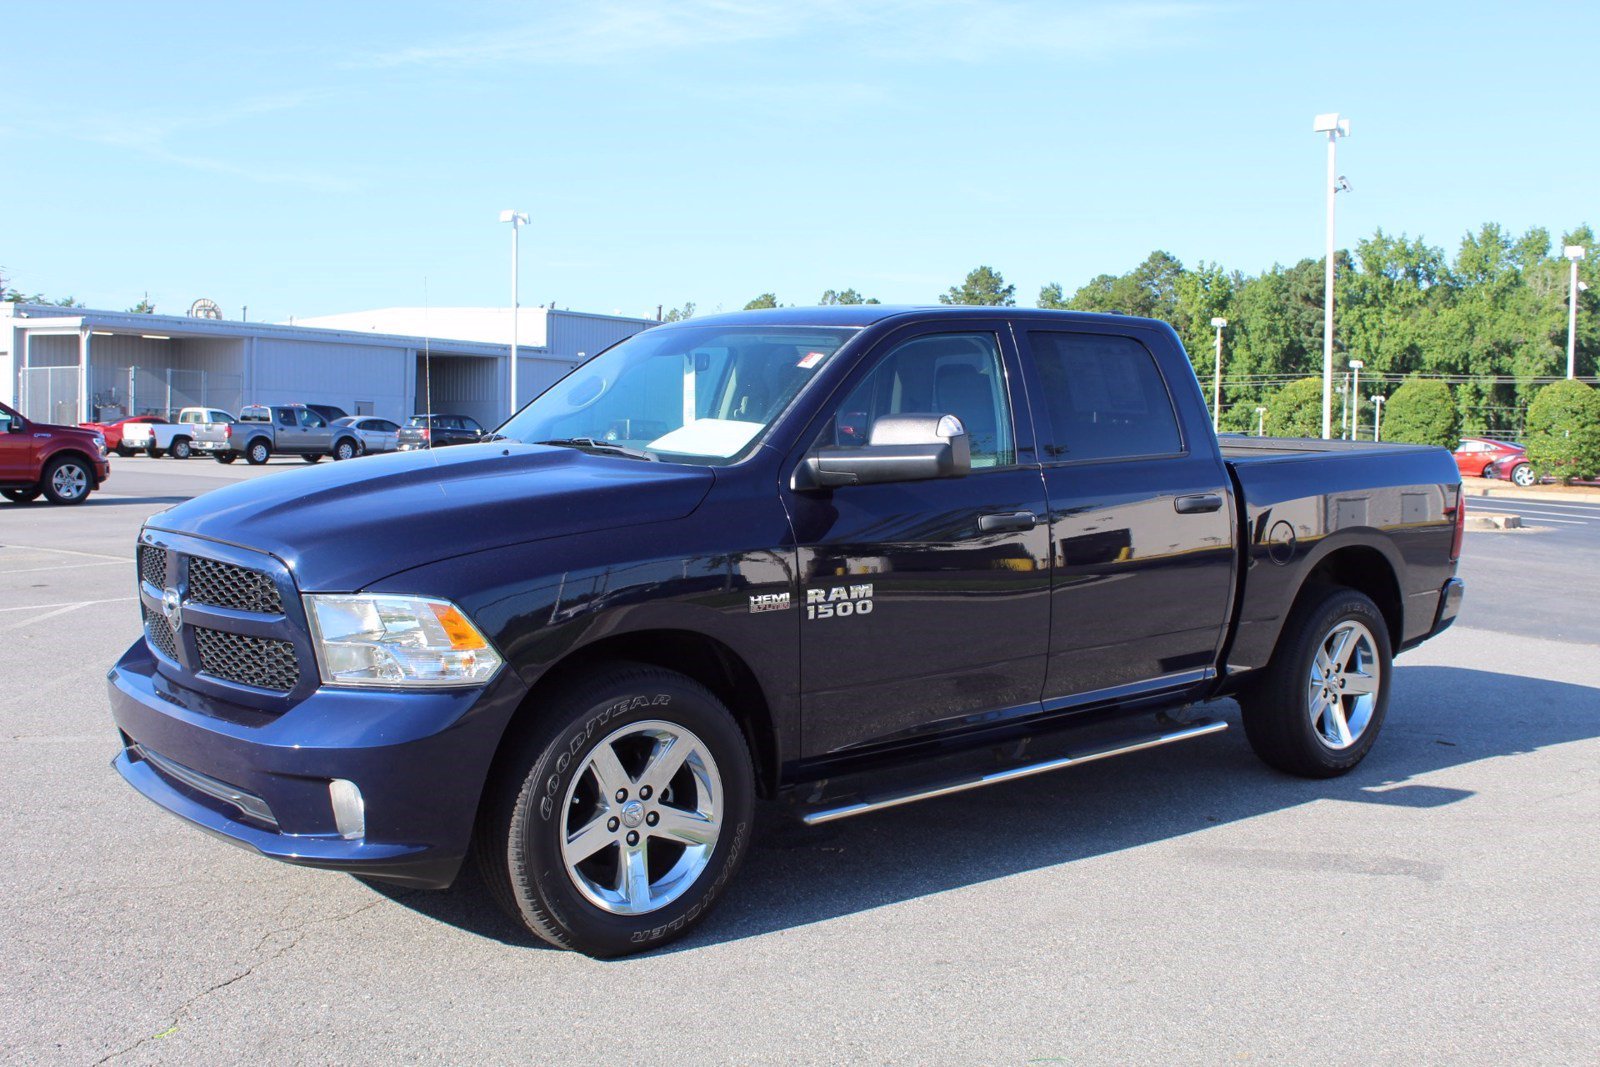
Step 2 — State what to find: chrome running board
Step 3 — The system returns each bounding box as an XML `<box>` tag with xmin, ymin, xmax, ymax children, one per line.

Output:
<box><xmin>800</xmin><ymin>718</ymin><xmax>1228</xmax><ymax>826</ymax></box>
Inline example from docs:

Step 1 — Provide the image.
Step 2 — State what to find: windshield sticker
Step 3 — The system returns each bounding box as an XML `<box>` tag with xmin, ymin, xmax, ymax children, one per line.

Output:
<box><xmin>797</xmin><ymin>352</ymin><xmax>825</xmax><ymax>369</ymax></box>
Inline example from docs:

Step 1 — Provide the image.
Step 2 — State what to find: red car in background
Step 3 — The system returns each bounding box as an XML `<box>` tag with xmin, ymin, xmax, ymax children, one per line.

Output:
<box><xmin>1453</xmin><ymin>437</ymin><xmax>1535</xmax><ymax>487</ymax></box>
<box><xmin>80</xmin><ymin>414</ymin><xmax>167</xmax><ymax>456</ymax></box>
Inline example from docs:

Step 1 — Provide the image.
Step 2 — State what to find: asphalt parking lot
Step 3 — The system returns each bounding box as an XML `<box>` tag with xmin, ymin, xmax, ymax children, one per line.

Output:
<box><xmin>3</xmin><ymin>458</ymin><xmax>1597</xmax><ymax>1064</ymax></box>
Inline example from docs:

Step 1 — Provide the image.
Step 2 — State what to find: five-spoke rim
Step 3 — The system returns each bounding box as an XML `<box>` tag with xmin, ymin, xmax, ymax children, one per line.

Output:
<box><xmin>51</xmin><ymin>462</ymin><xmax>88</xmax><ymax>500</ymax></box>
<box><xmin>559</xmin><ymin>720</ymin><xmax>722</xmax><ymax>916</ymax></box>
<box><xmin>1307</xmin><ymin>619</ymin><xmax>1380</xmax><ymax>750</ymax></box>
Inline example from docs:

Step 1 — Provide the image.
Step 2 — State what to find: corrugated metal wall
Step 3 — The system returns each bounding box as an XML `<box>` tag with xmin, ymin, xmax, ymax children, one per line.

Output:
<box><xmin>415</xmin><ymin>354</ymin><xmax>500</xmax><ymax>428</ymax></box>
<box><xmin>252</xmin><ymin>338</ymin><xmax>411</xmax><ymax>421</ymax></box>
<box><xmin>548</xmin><ymin>312</ymin><xmax>652</xmax><ymax>365</ymax></box>
<box><xmin>87</xmin><ymin>335</ymin><xmax>247</xmax><ymax>419</ymax></box>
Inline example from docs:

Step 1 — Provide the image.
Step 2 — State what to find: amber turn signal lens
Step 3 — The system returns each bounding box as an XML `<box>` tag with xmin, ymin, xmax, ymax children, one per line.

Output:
<box><xmin>430</xmin><ymin>602</ymin><xmax>489</xmax><ymax>650</ymax></box>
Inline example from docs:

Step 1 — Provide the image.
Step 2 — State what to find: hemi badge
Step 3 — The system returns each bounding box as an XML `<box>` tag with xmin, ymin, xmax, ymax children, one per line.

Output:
<box><xmin>748</xmin><ymin>592</ymin><xmax>792</xmax><ymax>614</ymax></box>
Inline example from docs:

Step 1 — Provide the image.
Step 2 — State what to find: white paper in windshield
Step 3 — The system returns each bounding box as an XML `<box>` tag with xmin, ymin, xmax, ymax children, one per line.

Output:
<box><xmin>648</xmin><ymin>419</ymin><xmax>765</xmax><ymax>458</ymax></box>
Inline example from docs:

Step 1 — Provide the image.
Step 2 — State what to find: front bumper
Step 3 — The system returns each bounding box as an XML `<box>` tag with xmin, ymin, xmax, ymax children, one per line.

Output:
<box><xmin>107</xmin><ymin>639</ymin><xmax>527</xmax><ymax>888</ymax></box>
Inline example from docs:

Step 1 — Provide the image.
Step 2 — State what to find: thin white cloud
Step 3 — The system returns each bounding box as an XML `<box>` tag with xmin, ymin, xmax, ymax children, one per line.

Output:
<box><xmin>354</xmin><ymin>0</ymin><xmax>1220</xmax><ymax>69</ymax></box>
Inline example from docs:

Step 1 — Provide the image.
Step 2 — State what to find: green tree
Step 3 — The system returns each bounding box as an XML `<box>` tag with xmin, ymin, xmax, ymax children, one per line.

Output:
<box><xmin>940</xmin><ymin>266</ymin><xmax>1015</xmax><ymax>307</ymax></box>
<box><xmin>1263</xmin><ymin>377</ymin><xmax>1325</xmax><ymax>437</ymax></box>
<box><xmin>819</xmin><ymin>288</ymin><xmax>879</xmax><ymax>305</ymax></box>
<box><xmin>662</xmin><ymin>302</ymin><xmax>696</xmax><ymax>323</ymax></box>
<box><xmin>1380</xmin><ymin>378</ymin><xmax>1459</xmax><ymax>447</ymax></box>
<box><xmin>128</xmin><ymin>295</ymin><xmax>156</xmax><ymax>314</ymax></box>
<box><xmin>1524</xmin><ymin>380</ymin><xmax>1600</xmax><ymax>482</ymax></box>
<box><xmin>743</xmin><ymin>293</ymin><xmax>779</xmax><ymax>310</ymax></box>
<box><xmin>1036</xmin><ymin>282</ymin><xmax>1068</xmax><ymax>309</ymax></box>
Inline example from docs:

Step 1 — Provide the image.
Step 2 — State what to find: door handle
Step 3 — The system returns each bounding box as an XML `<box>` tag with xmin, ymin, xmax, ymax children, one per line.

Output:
<box><xmin>1174</xmin><ymin>493</ymin><xmax>1225</xmax><ymax>514</ymax></box>
<box><xmin>978</xmin><ymin>511</ymin><xmax>1040</xmax><ymax>532</ymax></box>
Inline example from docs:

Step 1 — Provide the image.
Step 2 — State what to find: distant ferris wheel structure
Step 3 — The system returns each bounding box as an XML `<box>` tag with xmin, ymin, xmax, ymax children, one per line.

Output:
<box><xmin>188</xmin><ymin>298</ymin><xmax>223</xmax><ymax>320</ymax></box>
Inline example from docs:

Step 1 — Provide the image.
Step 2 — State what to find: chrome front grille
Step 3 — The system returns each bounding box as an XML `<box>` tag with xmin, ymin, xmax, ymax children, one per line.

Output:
<box><xmin>142</xmin><ymin>607</ymin><xmax>179</xmax><ymax>661</ymax></box>
<box><xmin>194</xmin><ymin>627</ymin><xmax>300</xmax><ymax>691</ymax></box>
<box><xmin>138</xmin><ymin>544</ymin><xmax>167</xmax><ymax>589</ymax></box>
<box><xmin>188</xmin><ymin>557</ymin><xmax>283</xmax><ymax>614</ymax></box>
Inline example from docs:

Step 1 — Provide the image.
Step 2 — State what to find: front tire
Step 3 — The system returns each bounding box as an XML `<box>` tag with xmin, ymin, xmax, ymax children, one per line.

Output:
<box><xmin>1510</xmin><ymin>462</ymin><xmax>1535</xmax><ymax>487</ymax></box>
<box><xmin>333</xmin><ymin>438</ymin><xmax>358</xmax><ymax>461</ymax></box>
<box><xmin>474</xmin><ymin>663</ymin><xmax>755</xmax><ymax>957</ymax></box>
<box><xmin>1238</xmin><ymin>587</ymin><xmax>1392</xmax><ymax>778</ymax></box>
<box><xmin>41</xmin><ymin>456</ymin><xmax>93</xmax><ymax>505</ymax></box>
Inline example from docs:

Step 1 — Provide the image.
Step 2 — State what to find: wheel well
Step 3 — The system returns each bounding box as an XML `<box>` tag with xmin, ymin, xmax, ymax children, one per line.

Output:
<box><xmin>46</xmin><ymin>449</ymin><xmax>101</xmax><ymax>486</ymax></box>
<box><xmin>1298</xmin><ymin>546</ymin><xmax>1402</xmax><ymax>646</ymax></box>
<box><xmin>510</xmin><ymin>630</ymin><xmax>780</xmax><ymax>797</ymax></box>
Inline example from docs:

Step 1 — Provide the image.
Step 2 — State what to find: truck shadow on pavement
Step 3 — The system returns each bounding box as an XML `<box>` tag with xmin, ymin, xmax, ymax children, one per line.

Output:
<box><xmin>366</xmin><ymin>664</ymin><xmax>1600</xmax><ymax>954</ymax></box>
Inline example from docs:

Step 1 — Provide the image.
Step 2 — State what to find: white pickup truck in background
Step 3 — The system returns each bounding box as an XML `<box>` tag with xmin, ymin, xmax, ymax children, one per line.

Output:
<box><xmin>120</xmin><ymin>408</ymin><xmax>237</xmax><ymax>459</ymax></box>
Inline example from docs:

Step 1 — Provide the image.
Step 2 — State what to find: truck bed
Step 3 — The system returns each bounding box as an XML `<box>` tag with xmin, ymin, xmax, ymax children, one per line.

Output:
<box><xmin>1219</xmin><ymin>435</ymin><xmax>1441</xmax><ymax>463</ymax></box>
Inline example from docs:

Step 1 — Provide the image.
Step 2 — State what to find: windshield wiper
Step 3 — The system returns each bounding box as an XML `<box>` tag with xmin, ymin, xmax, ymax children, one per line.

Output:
<box><xmin>534</xmin><ymin>437</ymin><xmax>659</xmax><ymax>462</ymax></box>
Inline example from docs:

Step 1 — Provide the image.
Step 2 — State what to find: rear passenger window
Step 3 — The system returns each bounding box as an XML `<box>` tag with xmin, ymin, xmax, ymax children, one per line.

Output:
<box><xmin>1029</xmin><ymin>332</ymin><xmax>1182</xmax><ymax>461</ymax></box>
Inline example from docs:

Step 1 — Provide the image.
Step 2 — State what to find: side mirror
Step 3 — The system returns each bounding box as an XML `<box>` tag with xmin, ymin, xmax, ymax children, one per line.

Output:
<box><xmin>797</xmin><ymin>414</ymin><xmax>972</xmax><ymax>489</ymax></box>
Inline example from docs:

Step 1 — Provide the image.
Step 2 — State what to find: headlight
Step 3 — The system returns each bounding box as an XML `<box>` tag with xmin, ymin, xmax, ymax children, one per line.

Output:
<box><xmin>304</xmin><ymin>594</ymin><xmax>503</xmax><ymax>688</ymax></box>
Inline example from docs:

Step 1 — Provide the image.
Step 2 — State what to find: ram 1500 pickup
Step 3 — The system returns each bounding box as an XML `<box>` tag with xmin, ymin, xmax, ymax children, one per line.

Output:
<box><xmin>108</xmin><ymin>306</ymin><xmax>1464</xmax><ymax>956</ymax></box>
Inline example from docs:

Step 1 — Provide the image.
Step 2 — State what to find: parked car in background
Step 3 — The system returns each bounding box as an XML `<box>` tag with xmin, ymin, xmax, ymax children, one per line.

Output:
<box><xmin>1</xmin><ymin>399</ymin><xmax>110</xmax><ymax>505</ymax></box>
<box><xmin>1453</xmin><ymin>437</ymin><xmax>1532</xmax><ymax>486</ymax></box>
<box><xmin>396</xmin><ymin>413</ymin><xmax>486</xmax><ymax>450</ymax></box>
<box><xmin>333</xmin><ymin>416</ymin><xmax>401</xmax><ymax>454</ymax></box>
<box><xmin>121</xmin><ymin>407</ymin><xmax>236</xmax><ymax>459</ymax></box>
<box><xmin>81</xmin><ymin>415</ymin><xmax>167</xmax><ymax>457</ymax></box>
<box><xmin>194</xmin><ymin>404</ymin><xmax>364</xmax><ymax>464</ymax></box>
<box><xmin>307</xmin><ymin>404</ymin><xmax>349</xmax><ymax>425</ymax></box>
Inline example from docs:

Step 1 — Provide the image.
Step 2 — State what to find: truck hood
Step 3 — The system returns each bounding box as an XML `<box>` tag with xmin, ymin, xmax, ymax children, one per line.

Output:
<box><xmin>146</xmin><ymin>443</ymin><xmax>715</xmax><ymax>590</ymax></box>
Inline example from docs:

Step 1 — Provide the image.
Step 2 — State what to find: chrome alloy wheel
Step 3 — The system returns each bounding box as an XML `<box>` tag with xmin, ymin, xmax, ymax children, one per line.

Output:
<box><xmin>559</xmin><ymin>720</ymin><xmax>722</xmax><ymax>916</ymax></box>
<box><xmin>51</xmin><ymin>462</ymin><xmax>89</xmax><ymax>500</ymax></box>
<box><xmin>1307</xmin><ymin>619</ymin><xmax>1381</xmax><ymax>750</ymax></box>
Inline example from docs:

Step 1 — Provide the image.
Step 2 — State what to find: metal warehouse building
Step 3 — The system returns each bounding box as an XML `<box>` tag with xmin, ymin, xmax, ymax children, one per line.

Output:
<box><xmin>0</xmin><ymin>303</ymin><xmax>655</xmax><ymax>429</ymax></box>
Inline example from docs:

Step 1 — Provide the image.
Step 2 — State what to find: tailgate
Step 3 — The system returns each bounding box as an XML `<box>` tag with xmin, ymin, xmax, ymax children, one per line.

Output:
<box><xmin>122</xmin><ymin>423</ymin><xmax>156</xmax><ymax>446</ymax></box>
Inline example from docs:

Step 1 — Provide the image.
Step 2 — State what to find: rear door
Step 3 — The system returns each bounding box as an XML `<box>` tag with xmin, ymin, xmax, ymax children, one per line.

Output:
<box><xmin>0</xmin><ymin>405</ymin><xmax>31</xmax><ymax>483</ymax></box>
<box><xmin>782</xmin><ymin>320</ymin><xmax>1052</xmax><ymax>756</ymax></box>
<box><xmin>1017</xmin><ymin>326</ymin><xmax>1235</xmax><ymax>707</ymax></box>
<box><xmin>273</xmin><ymin>407</ymin><xmax>300</xmax><ymax>451</ymax></box>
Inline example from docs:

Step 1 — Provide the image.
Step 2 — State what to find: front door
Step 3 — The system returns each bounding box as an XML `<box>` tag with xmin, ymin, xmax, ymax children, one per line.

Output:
<box><xmin>0</xmin><ymin>404</ymin><xmax>32</xmax><ymax>483</ymax></box>
<box><xmin>1017</xmin><ymin>327</ymin><xmax>1235</xmax><ymax>705</ymax></box>
<box><xmin>783</xmin><ymin>323</ymin><xmax>1052</xmax><ymax>757</ymax></box>
<box><xmin>299</xmin><ymin>408</ymin><xmax>332</xmax><ymax>451</ymax></box>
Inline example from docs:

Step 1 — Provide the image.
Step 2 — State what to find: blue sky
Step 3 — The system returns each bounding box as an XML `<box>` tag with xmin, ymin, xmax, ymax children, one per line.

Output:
<box><xmin>4</xmin><ymin>1</ymin><xmax>1596</xmax><ymax>323</ymax></box>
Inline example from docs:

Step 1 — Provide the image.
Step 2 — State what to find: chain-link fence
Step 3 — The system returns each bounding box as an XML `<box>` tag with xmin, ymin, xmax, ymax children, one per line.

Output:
<box><xmin>19</xmin><ymin>367</ymin><xmax>80</xmax><ymax>426</ymax></box>
<box><xmin>121</xmin><ymin>368</ymin><xmax>244</xmax><ymax>421</ymax></box>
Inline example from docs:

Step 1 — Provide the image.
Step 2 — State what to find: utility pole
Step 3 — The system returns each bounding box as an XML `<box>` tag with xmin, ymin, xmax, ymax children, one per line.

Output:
<box><xmin>1373</xmin><ymin>395</ymin><xmax>1385</xmax><ymax>441</ymax></box>
<box><xmin>1565</xmin><ymin>245</ymin><xmax>1587</xmax><ymax>379</ymax></box>
<box><xmin>1255</xmin><ymin>406</ymin><xmax>1267</xmax><ymax>437</ymax></box>
<box><xmin>500</xmin><ymin>210</ymin><xmax>529</xmax><ymax>416</ymax></box>
<box><xmin>1349</xmin><ymin>359</ymin><xmax>1365</xmax><ymax>441</ymax></box>
<box><xmin>1314</xmin><ymin>113</ymin><xmax>1351</xmax><ymax>438</ymax></box>
<box><xmin>1210</xmin><ymin>317</ymin><xmax>1228</xmax><ymax>432</ymax></box>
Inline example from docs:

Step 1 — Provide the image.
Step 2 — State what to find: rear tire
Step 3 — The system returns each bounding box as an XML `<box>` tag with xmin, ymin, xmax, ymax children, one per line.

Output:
<box><xmin>170</xmin><ymin>437</ymin><xmax>192</xmax><ymax>460</ymax></box>
<box><xmin>40</xmin><ymin>455</ymin><xmax>93</xmax><ymax>505</ymax></box>
<box><xmin>215</xmin><ymin>454</ymin><xmax>237</xmax><ymax>464</ymax></box>
<box><xmin>301</xmin><ymin>453</ymin><xmax>323</xmax><ymax>464</ymax></box>
<box><xmin>245</xmin><ymin>440</ymin><xmax>271</xmax><ymax>465</ymax></box>
<box><xmin>1238</xmin><ymin>586</ymin><xmax>1392</xmax><ymax>778</ymax></box>
<box><xmin>474</xmin><ymin>663</ymin><xmax>755</xmax><ymax>957</ymax></box>
<box><xmin>3</xmin><ymin>488</ymin><xmax>41</xmax><ymax>503</ymax></box>
<box><xmin>146</xmin><ymin>445</ymin><xmax>164</xmax><ymax>459</ymax></box>
<box><xmin>114</xmin><ymin>446</ymin><xmax>135</xmax><ymax>458</ymax></box>
<box><xmin>333</xmin><ymin>438</ymin><xmax>358</xmax><ymax>461</ymax></box>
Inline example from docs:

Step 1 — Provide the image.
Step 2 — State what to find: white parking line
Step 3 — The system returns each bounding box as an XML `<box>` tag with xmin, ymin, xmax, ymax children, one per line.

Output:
<box><xmin>1471</xmin><ymin>497</ymin><xmax>1600</xmax><ymax>512</ymax></box>
<box><xmin>1509</xmin><ymin>517</ymin><xmax>1589</xmax><ymax>525</ymax></box>
<box><xmin>3</xmin><ymin>560</ymin><xmax>128</xmax><ymax>575</ymax></box>
<box><xmin>0</xmin><ymin>596</ymin><xmax>137</xmax><ymax>614</ymax></box>
<box><xmin>0</xmin><ymin>544</ymin><xmax>132</xmax><ymax>562</ymax></box>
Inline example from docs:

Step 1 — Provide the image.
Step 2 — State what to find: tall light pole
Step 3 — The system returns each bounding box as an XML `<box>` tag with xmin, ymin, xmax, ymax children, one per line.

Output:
<box><xmin>500</xmin><ymin>209</ymin><xmax>529</xmax><ymax>416</ymax></box>
<box><xmin>1565</xmin><ymin>244</ymin><xmax>1587</xmax><ymax>379</ymax></box>
<box><xmin>1314</xmin><ymin>113</ymin><xmax>1351</xmax><ymax>438</ymax></box>
<box><xmin>1255</xmin><ymin>406</ymin><xmax>1267</xmax><ymax>437</ymax></box>
<box><xmin>1210</xmin><ymin>316</ymin><xmax>1228</xmax><ymax>431</ymax></box>
<box><xmin>1372</xmin><ymin>395</ymin><xmax>1385</xmax><ymax>441</ymax></box>
<box><xmin>1348</xmin><ymin>359</ymin><xmax>1365</xmax><ymax>440</ymax></box>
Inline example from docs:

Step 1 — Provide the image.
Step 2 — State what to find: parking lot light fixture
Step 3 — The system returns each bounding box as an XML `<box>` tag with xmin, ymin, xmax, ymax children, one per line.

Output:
<box><xmin>1565</xmin><ymin>245</ymin><xmax>1587</xmax><ymax>379</ymax></box>
<box><xmin>500</xmin><ymin>210</ymin><xmax>529</xmax><ymax>416</ymax></box>
<box><xmin>1349</xmin><ymin>359</ymin><xmax>1365</xmax><ymax>440</ymax></box>
<box><xmin>1373</xmin><ymin>395</ymin><xmax>1385</xmax><ymax>441</ymax></box>
<box><xmin>1314</xmin><ymin>112</ymin><xmax>1351</xmax><ymax>438</ymax></box>
<box><xmin>1209</xmin><ymin>317</ymin><xmax>1228</xmax><ymax>432</ymax></box>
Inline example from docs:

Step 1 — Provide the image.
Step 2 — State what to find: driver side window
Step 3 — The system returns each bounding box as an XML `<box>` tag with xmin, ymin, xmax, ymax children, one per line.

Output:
<box><xmin>818</xmin><ymin>332</ymin><xmax>1014</xmax><ymax>468</ymax></box>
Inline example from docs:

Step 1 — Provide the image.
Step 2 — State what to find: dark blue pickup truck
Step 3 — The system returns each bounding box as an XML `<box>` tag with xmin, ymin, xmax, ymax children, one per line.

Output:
<box><xmin>108</xmin><ymin>306</ymin><xmax>1464</xmax><ymax>956</ymax></box>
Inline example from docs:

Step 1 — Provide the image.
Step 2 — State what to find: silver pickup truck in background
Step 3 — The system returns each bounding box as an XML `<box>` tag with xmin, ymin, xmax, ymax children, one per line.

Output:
<box><xmin>193</xmin><ymin>404</ymin><xmax>364</xmax><ymax>465</ymax></box>
<box><xmin>121</xmin><ymin>407</ymin><xmax>236</xmax><ymax>460</ymax></box>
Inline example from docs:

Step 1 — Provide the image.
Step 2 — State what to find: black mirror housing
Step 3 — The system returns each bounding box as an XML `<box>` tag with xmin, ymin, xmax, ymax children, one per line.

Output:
<box><xmin>798</xmin><ymin>413</ymin><xmax>972</xmax><ymax>489</ymax></box>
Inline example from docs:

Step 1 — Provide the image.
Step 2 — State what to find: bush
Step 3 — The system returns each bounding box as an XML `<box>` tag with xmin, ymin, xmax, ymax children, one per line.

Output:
<box><xmin>1525</xmin><ymin>380</ymin><xmax>1600</xmax><ymax>483</ymax></box>
<box><xmin>1380</xmin><ymin>378</ymin><xmax>1458</xmax><ymax>448</ymax></box>
<box><xmin>1263</xmin><ymin>377</ymin><xmax>1325</xmax><ymax>437</ymax></box>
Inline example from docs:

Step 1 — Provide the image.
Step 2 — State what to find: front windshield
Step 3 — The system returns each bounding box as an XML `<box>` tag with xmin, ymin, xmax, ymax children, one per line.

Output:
<box><xmin>499</xmin><ymin>325</ymin><xmax>856</xmax><ymax>465</ymax></box>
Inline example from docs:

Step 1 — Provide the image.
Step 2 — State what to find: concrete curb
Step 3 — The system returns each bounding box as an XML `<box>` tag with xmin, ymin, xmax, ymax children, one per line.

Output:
<box><xmin>1466</xmin><ymin>513</ymin><xmax>1523</xmax><ymax>530</ymax></box>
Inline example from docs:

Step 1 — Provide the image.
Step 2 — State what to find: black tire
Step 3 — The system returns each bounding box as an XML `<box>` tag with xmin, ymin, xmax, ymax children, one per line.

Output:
<box><xmin>474</xmin><ymin>663</ymin><xmax>755</xmax><ymax>957</ymax></box>
<box><xmin>3</xmin><ymin>488</ymin><xmax>41</xmax><ymax>503</ymax></box>
<box><xmin>40</xmin><ymin>455</ymin><xmax>93</xmax><ymax>505</ymax></box>
<box><xmin>146</xmin><ymin>445</ymin><xmax>164</xmax><ymax>459</ymax></box>
<box><xmin>215</xmin><ymin>453</ymin><xmax>237</xmax><ymax>464</ymax></box>
<box><xmin>114</xmin><ymin>446</ymin><xmax>135</xmax><ymax>458</ymax></box>
<box><xmin>333</xmin><ymin>438</ymin><xmax>358</xmax><ymax>461</ymax></box>
<box><xmin>170</xmin><ymin>437</ymin><xmax>192</xmax><ymax>460</ymax></box>
<box><xmin>301</xmin><ymin>453</ymin><xmax>323</xmax><ymax>464</ymax></box>
<box><xmin>245</xmin><ymin>440</ymin><xmax>271</xmax><ymax>465</ymax></box>
<box><xmin>1238</xmin><ymin>586</ymin><xmax>1393</xmax><ymax>778</ymax></box>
